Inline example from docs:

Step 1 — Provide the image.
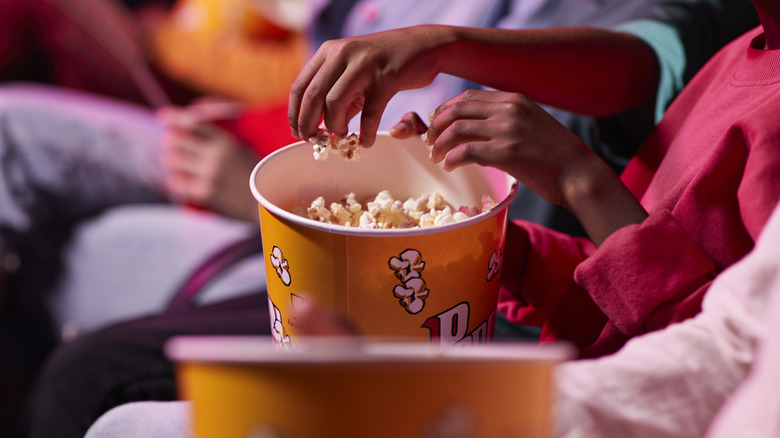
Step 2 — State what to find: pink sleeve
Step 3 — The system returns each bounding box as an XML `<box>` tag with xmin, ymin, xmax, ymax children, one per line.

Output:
<box><xmin>574</xmin><ymin>210</ymin><xmax>716</xmax><ymax>336</ymax></box>
<box><xmin>498</xmin><ymin>220</ymin><xmax>609</xmax><ymax>346</ymax></box>
<box><xmin>738</xmin><ymin>127</ymin><xmax>780</xmax><ymax>240</ymax></box>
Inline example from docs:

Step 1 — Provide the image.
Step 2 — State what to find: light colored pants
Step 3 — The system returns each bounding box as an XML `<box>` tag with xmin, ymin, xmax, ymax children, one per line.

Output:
<box><xmin>0</xmin><ymin>83</ymin><xmax>265</xmax><ymax>338</ymax></box>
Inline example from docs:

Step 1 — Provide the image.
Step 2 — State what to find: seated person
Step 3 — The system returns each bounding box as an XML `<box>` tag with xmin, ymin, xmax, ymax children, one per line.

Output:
<box><xmin>288</xmin><ymin>0</ymin><xmax>780</xmax><ymax>357</ymax></box>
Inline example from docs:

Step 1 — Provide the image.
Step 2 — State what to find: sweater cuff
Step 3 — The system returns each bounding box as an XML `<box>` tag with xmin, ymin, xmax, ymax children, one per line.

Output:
<box><xmin>574</xmin><ymin>210</ymin><xmax>715</xmax><ymax>335</ymax></box>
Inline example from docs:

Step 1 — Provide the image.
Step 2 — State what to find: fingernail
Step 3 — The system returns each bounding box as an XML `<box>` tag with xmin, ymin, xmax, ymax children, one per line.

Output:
<box><xmin>427</xmin><ymin>110</ymin><xmax>436</xmax><ymax>122</ymax></box>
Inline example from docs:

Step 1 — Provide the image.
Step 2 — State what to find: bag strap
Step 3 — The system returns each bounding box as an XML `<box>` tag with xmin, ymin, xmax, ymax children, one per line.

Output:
<box><xmin>166</xmin><ymin>230</ymin><xmax>264</xmax><ymax>312</ymax></box>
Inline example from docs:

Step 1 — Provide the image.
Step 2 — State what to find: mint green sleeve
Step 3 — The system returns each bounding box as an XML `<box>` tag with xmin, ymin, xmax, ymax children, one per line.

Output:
<box><xmin>615</xmin><ymin>19</ymin><xmax>687</xmax><ymax>124</ymax></box>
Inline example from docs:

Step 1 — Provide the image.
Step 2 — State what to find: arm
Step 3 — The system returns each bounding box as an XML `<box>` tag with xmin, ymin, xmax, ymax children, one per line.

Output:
<box><xmin>575</xmin><ymin>115</ymin><xmax>780</xmax><ymax>338</ymax></box>
<box><xmin>435</xmin><ymin>26</ymin><xmax>658</xmax><ymax>117</ymax></box>
<box><xmin>423</xmin><ymin>89</ymin><xmax>648</xmax><ymax>246</ymax></box>
<box><xmin>557</xmin><ymin>201</ymin><xmax>780</xmax><ymax>437</ymax></box>
<box><xmin>289</xmin><ymin>24</ymin><xmax>659</xmax><ymax>146</ymax></box>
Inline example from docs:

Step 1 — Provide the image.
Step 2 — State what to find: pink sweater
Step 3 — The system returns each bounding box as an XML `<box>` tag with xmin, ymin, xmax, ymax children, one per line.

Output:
<box><xmin>499</xmin><ymin>26</ymin><xmax>780</xmax><ymax>358</ymax></box>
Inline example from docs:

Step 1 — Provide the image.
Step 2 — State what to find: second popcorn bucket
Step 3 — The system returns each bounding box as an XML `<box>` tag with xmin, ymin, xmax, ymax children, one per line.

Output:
<box><xmin>250</xmin><ymin>133</ymin><xmax>518</xmax><ymax>348</ymax></box>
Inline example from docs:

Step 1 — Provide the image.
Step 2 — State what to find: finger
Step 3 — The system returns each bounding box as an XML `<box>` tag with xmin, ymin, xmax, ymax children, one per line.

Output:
<box><xmin>288</xmin><ymin>49</ymin><xmax>328</xmax><ymax>139</ymax></box>
<box><xmin>357</xmin><ymin>92</ymin><xmax>391</xmax><ymax>147</ymax></box>
<box><xmin>162</xmin><ymin>139</ymin><xmax>208</xmax><ymax>175</ymax></box>
<box><xmin>427</xmin><ymin>98</ymin><xmax>496</xmax><ymax>164</ymax></box>
<box><xmin>429</xmin><ymin>118</ymin><xmax>489</xmax><ymax>165</ymax></box>
<box><xmin>156</xmin><ymin>106</ymin><xmax>198</xmax><ymax>130</ymax></box>
<box><xmin>440</xmin><ymin>139</ymin><xmax>489</xmax><ymax>172</ymax></box>
<box><xmin>442</xmin><ymin>136</ymin><xmax>523</xmax><ymax>174</ymax></box>
<box><xmin>344</xmin><ymin>95</ymin><xmax>365</xmax><ymax>125</ymax></box>
<box><xmin>426</xmin><ymin>89</ymin><xmax>505</xmax><ymax>145</ymax></box>
<box><xmin>425</xmin><ymin>89</ymin><xmax>488</xmax><ymax>128</ymax></box>
<box><xmin>158</xmin><ymin>110</ymin><xmax>228</xmax><ymax>144</ymax></box>
<box><xmin>293</xmin><ymin>298</ymin><xmax>360</xmax><ymax>337</ymax></box>
<box><xmin>188</xmin><ymin>101</ymin><xmax>244</xmax><ymax>122</ymax></box>
<box><xmin>388</xmin><ymin>112</ymin><xmax>428</xmax><ymax>139</ymax></box>
<box><xmin>187</xmin><ymin>121</ymin><xmax>226</xmax><ymax>140</ymax></box>
<box><xmin>163</xmin><ymin>132</ymin><xmax>206</xmax><ymax>156</ymax></box>
<box><xmin>321</xmin><ymin>63</ymin><xmax>371</xmax><ymax>138</ymax></box>
<box><xmin>293</xmin><ymin>50</ymin><xmax>347</xmax><ymax>140</ymax></box>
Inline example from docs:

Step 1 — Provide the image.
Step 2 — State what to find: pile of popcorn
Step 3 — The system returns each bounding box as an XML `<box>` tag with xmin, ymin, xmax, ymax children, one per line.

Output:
<box><xmin>295</xmin><ymin>190</ymin><xmax>497</xmax><ymax>229</ymax></box>
<box><xmin>308</xmin><ymin>129</ymin><xmax>361</xmax><ymax>161</ymax></box>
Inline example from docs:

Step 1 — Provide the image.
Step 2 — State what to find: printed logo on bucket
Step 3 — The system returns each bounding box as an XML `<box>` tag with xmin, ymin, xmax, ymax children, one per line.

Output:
<box><xmin>487</xmin><ymin>248</ymin><xmax>502</xmax><ymax>282</ymax></box>
<box><xmin>423</xmin><ymin>302</ymin><xmax>497</xmax><ymax>347</ymax></box>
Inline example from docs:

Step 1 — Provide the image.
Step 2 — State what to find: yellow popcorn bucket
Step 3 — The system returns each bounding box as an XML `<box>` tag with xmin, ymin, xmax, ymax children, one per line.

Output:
<box><xmin>250</xmin><ymin>133</ymin><xmax>517</xmax><ymax>348</ymax></box>
<box><xmin>166</xmin><ymin>336</ymin><xmax>572</xmax><ymax>438</ymax></box>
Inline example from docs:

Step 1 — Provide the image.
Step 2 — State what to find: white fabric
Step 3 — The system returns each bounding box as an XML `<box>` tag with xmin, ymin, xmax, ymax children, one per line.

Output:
<box><xmin>84</xmin><ymin>401</ymin><xmax>193</xmax><ymax>438</ymax></box>
<box><xmin>555</xmin><ymin>201</ymin><xmax>780</xmax><ymax>437</ymax></box>
<box><xmin>704</xmin><ymin>271</ymin><xmax>780</xmax><ymax>438</ymax></box>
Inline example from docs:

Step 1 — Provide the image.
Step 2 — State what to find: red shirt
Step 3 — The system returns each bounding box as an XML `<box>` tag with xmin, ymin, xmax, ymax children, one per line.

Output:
<box><xmin>500</xmin><ymin>26</ymin><xmax>780</xmax><ymax>358</ymax></box>
<box><xmin>222</xmin><ymin>99</ymin><xmax>297</xmax><ymax>158</ymax></box>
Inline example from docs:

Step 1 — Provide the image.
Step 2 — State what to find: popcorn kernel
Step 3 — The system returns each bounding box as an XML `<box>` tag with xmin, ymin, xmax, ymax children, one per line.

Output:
<box><xmin>298</xmin><ymin>191</ymin><xmax>496</xmax><ymax>229</ymax></box>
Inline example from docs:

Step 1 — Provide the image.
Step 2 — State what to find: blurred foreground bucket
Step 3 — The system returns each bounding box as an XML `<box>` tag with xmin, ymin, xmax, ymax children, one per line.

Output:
<box><xmin>250</xmin><ymin>133</ymin><xmax>517</xmax><ymax>349</ymax></box>
<box><xmin>167</xmin><ymin>336</ymin><xmax>571</xmax><ymax>438</ymax></box>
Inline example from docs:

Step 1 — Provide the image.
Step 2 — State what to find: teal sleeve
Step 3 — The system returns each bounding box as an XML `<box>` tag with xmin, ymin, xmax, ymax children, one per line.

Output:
<box><xmin>615</xmin><ymin>19</ymin><xmax>686</xmax><ymax>124</ymax></box>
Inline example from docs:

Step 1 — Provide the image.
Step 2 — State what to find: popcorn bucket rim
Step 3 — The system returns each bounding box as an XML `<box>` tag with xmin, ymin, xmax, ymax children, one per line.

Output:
<box><xmin>249</xmin><ymin>132</ymin><xmax>518</xmax><ymax>237</ymax></box>
<box><xmin>165</xmin><ymin>335</ymin><xmax>574</xmax><ymax>365</ymax></box>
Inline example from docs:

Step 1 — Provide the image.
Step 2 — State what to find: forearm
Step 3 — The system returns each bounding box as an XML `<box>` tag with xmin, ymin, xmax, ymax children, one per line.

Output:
<box><xmin>428</xmin><ymin>25</ymin><xmax>659</xmax><ymax>117</ymax></box>
<box><xmin>558</xmin><ymin>150</ymin><xmax>647</xmax><ymax>247</ymax></box>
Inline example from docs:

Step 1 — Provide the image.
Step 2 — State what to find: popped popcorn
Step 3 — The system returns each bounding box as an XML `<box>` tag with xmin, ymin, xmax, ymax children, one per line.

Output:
<box><xmin>296</xmin><ymin>190</ymin><xmax>496</xmax><ymax>229</ymax></box>
<box><xmin>308</xmin><ymin>129</ymin><xmax>361</xmax><ymax>161</ymax></box>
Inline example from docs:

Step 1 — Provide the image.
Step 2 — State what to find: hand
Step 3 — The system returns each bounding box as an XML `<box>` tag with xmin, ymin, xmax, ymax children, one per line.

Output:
<box><xmin>288</xmin><ymin>25</ymin><xmax>451</xmax><ymax>147</ymax></box>
<box><xmin>157</xmin><ymin>104</ymin><xmax>260</xmax><ymax>223</ymax></box>
<box><xmin>293</xmin><ymin>297</ymin><xmax>359</xmax><ymax>337</ymax></box>
<box><xmin>388</xmin><ymin>112</ymin><xmax>429</xmax><ymax>139</ymax></box>
<box><xmin>425</xmin><ymin>89</ymin><xmax>598</xmax><ymax>206</ymax></box>
<box><xmin>424</xmin><ymin>89</ymin><xmax>647</xmax><ymax>245</ymax></box>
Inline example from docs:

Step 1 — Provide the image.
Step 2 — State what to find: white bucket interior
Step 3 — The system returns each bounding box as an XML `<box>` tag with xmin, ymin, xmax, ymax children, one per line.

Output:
<box><xmin>251</xmin><ymin>133</ymin><xmax>517</xmax><ymax>235</ymax></box>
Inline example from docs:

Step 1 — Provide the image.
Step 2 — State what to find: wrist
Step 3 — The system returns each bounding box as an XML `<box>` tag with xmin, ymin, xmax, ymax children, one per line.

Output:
<box><xmin>560</xmin><ymin>155</ymin><xmax>647</xmax><ymax>246</ymax></box>
<box><xmin>413</xmin><ymin>24</ymin><xmax>461</xmax><ymax>74</ymax></box>
<box><xmin>560</xmin><ymin>155</ymin><xmax>613</xmax><ymax>211</ymax></box>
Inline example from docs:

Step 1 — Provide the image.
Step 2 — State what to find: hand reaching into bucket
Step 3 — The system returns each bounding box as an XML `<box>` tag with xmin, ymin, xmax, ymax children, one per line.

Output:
<box><xmin>390</xmin><ymin>90</ymin><xmax>648</xmax><ymax>247</ymax></box>
<box><xmin>288</xmin><ymin>24</ymin><xmax>656</xmax><ymax>150</ymax></box>
<box><xmin>388</xmin><ymin>112</ymin><xmax>429</xmax><ymax>139</ymax></box>
<box><xmin>288</xmin><ymin>25</ymin><xmax>446</xmax><ymax>148</ymax></box>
